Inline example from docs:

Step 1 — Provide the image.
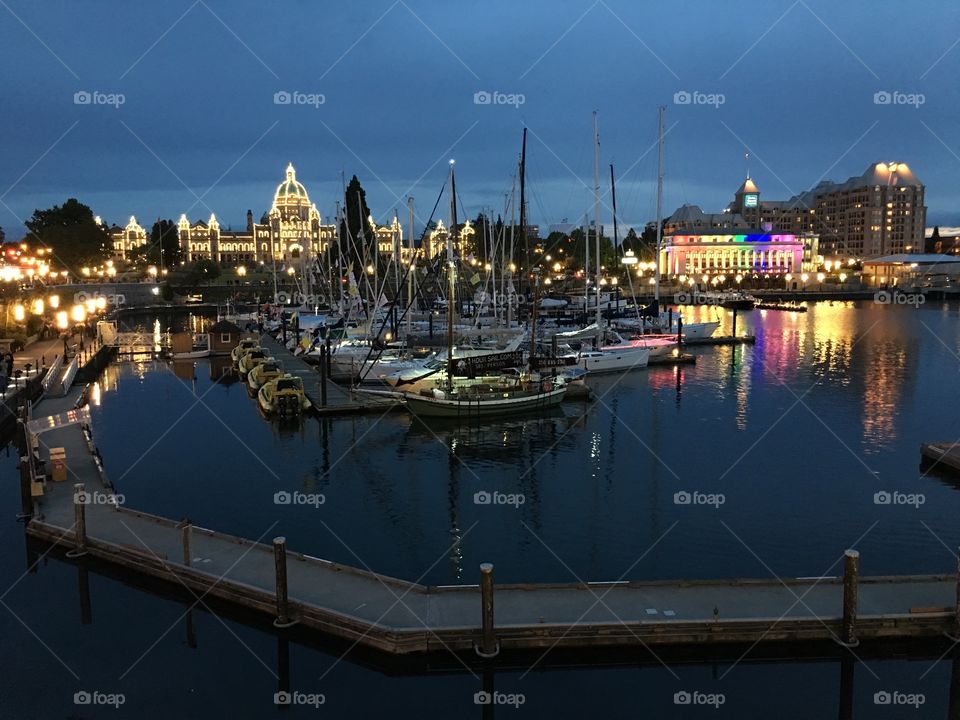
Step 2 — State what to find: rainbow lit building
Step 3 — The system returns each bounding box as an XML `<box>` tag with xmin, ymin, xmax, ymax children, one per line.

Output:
<box><xmin>659</xmin><ymin>230</ymin><xmax>819</xmax><ymax>278</ymax></box>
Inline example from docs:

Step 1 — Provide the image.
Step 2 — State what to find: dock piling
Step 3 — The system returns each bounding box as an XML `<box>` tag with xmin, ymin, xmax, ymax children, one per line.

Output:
<box><xmin>841</xmin><ymin>549</ymin><xmax>859</xmax><ymax>646</ymax></box>
<box><xmin>476</xmin><ymin>562</ymin><xmax>499</xmax><ymax>657</ymax></box>
<box><xmin>953</xmin><ymin>548</ymin><xmax>960</xmax><ymax>640</ymax></box>
<box><xmin>732</xmin><ymin>308</ymin><xmax>738</xmax><ymax>338</ymax></box>
<box><xmin>319</xmin><ymin>346</ymin><xmax>328</xmax><ymax>407</ymax></box>
<box><xmin>67</xmin><ymin>483</ymin><xmax>89</xmax><ymax>558</ymax></box>
<box><xmin>181</xmin><ymin>522</ymin><xmax>192</xmax><ymax>567</ymax></box>
<box><xmin>273</xmin><ymin>537</ymin><xmax>297</xmax><ymax>628</ymax></box>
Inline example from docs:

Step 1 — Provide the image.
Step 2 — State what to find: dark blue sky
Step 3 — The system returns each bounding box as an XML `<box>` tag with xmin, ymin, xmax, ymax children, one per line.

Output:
<box><xmin>1</xmin><ymin>0</ymin><xmax>958</xmax><ymax>239</ymax></box>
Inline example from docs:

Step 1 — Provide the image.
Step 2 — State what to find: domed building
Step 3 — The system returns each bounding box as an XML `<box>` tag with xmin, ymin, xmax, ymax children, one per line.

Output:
<box><xmin>109</xmin><ymin>161</ymin><xmax>405</xmax><ymax>269</ymax></box>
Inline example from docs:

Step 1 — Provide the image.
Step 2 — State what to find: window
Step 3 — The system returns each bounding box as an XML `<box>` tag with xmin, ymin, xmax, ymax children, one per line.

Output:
<box><xmin>220</xmin><ymin>333</ymin><xmax>231</xmax><ymax>343</ymax></box>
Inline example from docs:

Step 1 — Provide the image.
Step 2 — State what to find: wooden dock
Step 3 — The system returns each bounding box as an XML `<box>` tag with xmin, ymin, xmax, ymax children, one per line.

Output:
<box><xmin>648</xmin><ymin>352</ymin><xmax>697</xmax><ymax>366</ymax></box>
<box><xmin>921</xmin><ymin>442</ymin><xmax>960</xmax><ymax>474</ymax></box>
<box><xmin>18</xmin><ymin>396</ymin><xmax>960</xmax><ymax>661</ymax></box>
<box><xmin>258</xmin><ymin>335</ymin><xmax>400</xmax><ymax>417</ymax></box>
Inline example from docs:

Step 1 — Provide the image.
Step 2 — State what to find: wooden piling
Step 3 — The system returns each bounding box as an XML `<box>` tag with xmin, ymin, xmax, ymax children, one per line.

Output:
<box><xmin>841</xmin><ymin>549</ymin><xmax>859</xmax><ymax>646</ymax></box>
<box><xmin>954</xmin><ymin>547</ymin><xmax>960</xmax><ymax>640</ymax></box>
<box><xmin>319</xmin><ymin>346</ymin><xmax>328</xmax><ymax>407</ymax></box>
<box><xmin>476</xmin><ymin>562</ymin><xmax>499</xmax><ymax>657</ymax></box>
<box><xmin>273</xmin><ymin>536</ymin><xmax>297</xmax><ymax>628</ymax></box>
<box><xmin>732</xmin><ymin>308</ymin><xmax>738</xmax><ymax>338</ymax></box>
<box><xmin>66</xmin><ymin>483</ymin><xmax>88</xmax><ymax>558</ymax></box>
<box><xmin>181</xmin><ymin>522</ymin><xmax>192</xmax><ymax>567</ymax></box>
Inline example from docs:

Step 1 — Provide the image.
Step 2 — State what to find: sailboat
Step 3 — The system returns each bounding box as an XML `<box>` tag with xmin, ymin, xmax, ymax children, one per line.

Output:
<box><xmin>403</xmin><ymin>139</ymin><xmax>567</xmax><ymax>418</ymax></box>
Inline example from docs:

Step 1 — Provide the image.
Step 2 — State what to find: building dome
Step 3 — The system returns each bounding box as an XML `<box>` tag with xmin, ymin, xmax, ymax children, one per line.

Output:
<box><xmin>274</xmin><ymin>162</ymin><xmax>311</xmax><ymax>206</ymax></box>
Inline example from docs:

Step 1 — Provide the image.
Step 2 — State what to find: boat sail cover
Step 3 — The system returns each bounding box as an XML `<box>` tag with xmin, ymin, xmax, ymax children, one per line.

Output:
<box><xmin>554</xmin><ymin>323</ymin><xmax>602</xmax><ymax>341</ymax></box>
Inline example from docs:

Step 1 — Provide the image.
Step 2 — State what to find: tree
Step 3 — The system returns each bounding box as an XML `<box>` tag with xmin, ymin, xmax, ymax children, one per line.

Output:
<box><xmin>25</xmin><ymin>198</ymin><xmax>110</xmax><ymax>272</ymax></box>
<box><xmin>184</xmin><ymin>258</ymin><xmax>220</xmax><ymax>285</ymax></box>
<box><xmin>150</xmin><ymin>219</ymin><xmax>183</xmax><ymax>266</ymax></box>
<box><xmin>0</xmin><ymin>226</ymin><xmax>5</xmax><ymax>243</ymax></box>
<box><xmin>927</xmin><ymin>225</ymin><xmax>940</xmax><ymax>254</ymax></box>
<box><xmin>339</xmin><ymin>176</ymin><xmax>374</xmax><ymax>272</ymax></box>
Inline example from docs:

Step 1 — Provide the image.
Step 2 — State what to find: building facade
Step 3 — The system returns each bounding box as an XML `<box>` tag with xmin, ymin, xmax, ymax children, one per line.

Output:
<box><xmin>724</xmin><ymin>163</ymin><xmax>926</xmax><ymax>259</ymax></box>
<box><xmin>110</xmin><ymin>163</ymin><xmax>402</xmax><ymax>268</ymax></box>
<box><xmin>659</xmin><ymin>231</ymin><xmax>817</xmax><ymax>278</ymax></box>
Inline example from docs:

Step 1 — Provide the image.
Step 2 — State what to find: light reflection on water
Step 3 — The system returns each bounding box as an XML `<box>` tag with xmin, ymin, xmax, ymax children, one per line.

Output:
<box><xmin>86</xmin><ymin>302</ymin><xmax>960</xmax><ymax>586</ymax></box>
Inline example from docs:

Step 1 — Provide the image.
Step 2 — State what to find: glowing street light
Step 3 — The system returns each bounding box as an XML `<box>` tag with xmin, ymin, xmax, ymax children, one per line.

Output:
<box><xmin>13</xmin><ymin>304</ymin><xmax>25</xmax><ymax>321</ymax></box>
<box><xmin>31</xmin><ymin>299</ymin><xmax>44</xmax><ymax>315</ymax></box>
<box><xmin>49</xmin><ymin>294</ymin><xmax>60</xmax><ymax>309</ymax></box>
<box><xmin>237</xmin><ymin>265</ymin><xmax>247</xmax><ymax>276</ymax></box>
<box><xmin>55</xmin><ymin>310</ymin><xmax>68</xmax><ymax>330</ymax></box>
<box><xmin>71</xmin><ymin>304</ymin><xmax>86</xmax><ymax>323</ymax></box>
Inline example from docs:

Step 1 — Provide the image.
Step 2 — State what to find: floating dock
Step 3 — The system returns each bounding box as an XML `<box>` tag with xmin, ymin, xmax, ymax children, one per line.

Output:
<box><xmin>258</xmin><ymin>335</ymin><xmax>400</xmax><ymax>417</ymax></box>
<box><xmin>18</xmin><ymin>396</ymin><xmax>960</xmax><ymax>661</ymax></box>
<box><xmin>684</xmin><ymin>335</ymin><xmax>756</xmax><ymax>346</ymax></box>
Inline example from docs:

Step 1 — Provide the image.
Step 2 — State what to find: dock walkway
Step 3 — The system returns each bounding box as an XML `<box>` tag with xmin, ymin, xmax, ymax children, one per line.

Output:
<box><xmin>258</xmin><ymin>335</ymin><xmax>399</xmax><ymax>416</ymax></box>
<box><xmin>22</xmin><ymin>394</ymin><xmax>960</xmax><ymax>657</ymax></box>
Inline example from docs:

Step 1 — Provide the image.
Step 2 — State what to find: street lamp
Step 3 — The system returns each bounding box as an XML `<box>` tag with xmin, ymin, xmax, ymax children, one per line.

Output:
<box><xmin>237</xmin><ymin>266</ymin><xmax>247</xmax><ymax>277</ymax></box>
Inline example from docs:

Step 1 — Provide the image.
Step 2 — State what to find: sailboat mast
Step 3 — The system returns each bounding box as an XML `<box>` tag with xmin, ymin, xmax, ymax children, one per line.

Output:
<box><xmin>518</xmin><ymin>128</ymin><xmax>527</xmax><ymax>339</ymax></box>
<box><xmin>593</xmin><ymin>111</ymin><xmax>602</xmax><ymax>331</ymax></box>
<box><xmin>446</xmin><ymin>160</ymin><xmax>456</xmax><ymax>388</ymax></box>
<box><xmin>406</xmin><ymin>196</ymin><xmax>414</xmax><ymax>339</ymax></box>
<box><xmin>655</xmin><ymin>105</ymin><xmax>664</xmax><ymax>304</ymax></box>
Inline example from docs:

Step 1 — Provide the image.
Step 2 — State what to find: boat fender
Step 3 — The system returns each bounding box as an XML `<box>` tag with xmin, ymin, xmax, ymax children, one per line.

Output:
<box><xmin>432</xmin><ymin>389</ymin><xmax>446</xmax><ymax>399</ymax></box>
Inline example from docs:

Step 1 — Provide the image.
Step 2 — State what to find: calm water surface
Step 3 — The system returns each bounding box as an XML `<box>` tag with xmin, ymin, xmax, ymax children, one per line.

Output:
<box><xmin>2</xmin><ymin>301</ymin><xmax>959</xmax><ymax>718</ymax></box>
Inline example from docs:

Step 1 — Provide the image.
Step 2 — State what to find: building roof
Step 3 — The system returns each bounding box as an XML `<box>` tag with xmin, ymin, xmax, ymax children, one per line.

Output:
<box><xmin>274</xmin><ymin>162</ymin><xmax>311</xmax><ymax>206</ymax></box>
<box><xmin>735</xmin><ymin>177</ymin><xmax>759</xmax><ymax>195</ymax></box>
<box><xmin>209</xmin><ymin>319</ymin><xmax>243</xmax><ymax>333</ymax></box>
<box><xmin>864</xmin><ymin>253</ymin><xmax>960</xmax><ymax>265</ymax></box>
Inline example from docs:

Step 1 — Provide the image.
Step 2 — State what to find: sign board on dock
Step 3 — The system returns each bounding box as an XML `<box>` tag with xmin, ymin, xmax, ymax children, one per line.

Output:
<box><xmin>450</xmin><ymin>351</ymin><xmax>524</xmax><ymax>377</ymax></box>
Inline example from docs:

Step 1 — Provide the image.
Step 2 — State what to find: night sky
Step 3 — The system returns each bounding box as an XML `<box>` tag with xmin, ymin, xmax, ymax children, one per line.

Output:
<box><xmin>1</xmin><ymin>0</ymin><xmax>958</xmax><ymax>238</ymax></box>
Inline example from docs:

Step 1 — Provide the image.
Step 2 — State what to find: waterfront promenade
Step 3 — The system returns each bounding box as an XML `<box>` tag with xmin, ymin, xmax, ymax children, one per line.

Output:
<box><xmin>22</xmin><ymin>388</ymin><xmax>960</xmax><ymax>658</ymax></box>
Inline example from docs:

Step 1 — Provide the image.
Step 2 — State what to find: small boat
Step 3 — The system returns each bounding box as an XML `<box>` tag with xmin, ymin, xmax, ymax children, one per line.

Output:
<box><xmin>247</xmin><ymin>359</ymin><xmax>284</xmax><ymax>392</ymax></box>
<box><xmin>172</xmin><ymin>332</ymin><xmax>211</xmax><ymax>360</ymax></box>
<box><xmin>238</xmin><ymin>349</ymin><xmax>270</xmax><ymax>377</ymax></box>
<box><xmin>577</xmin><ymin>346</ymin><xmax>651</xmax><ymax>373</ymax></box>
<box><xmin>231</xmin><ymin>339</ymin><xmax>259</xmax><ymax>364</ymax></box>
<box><xmin>403</xmin><ymin>374</ymin><xmax>567</xmax><ymax>418</ymax></box>
<box><xmin>258</xmin><ymin>374</ymin><xmax>312</xmax><ymax>417</ymax></box>
<box><xmin>755</xmin><ymin>300</ymin><xmax>808</xmax><ymax>312</ymax></box>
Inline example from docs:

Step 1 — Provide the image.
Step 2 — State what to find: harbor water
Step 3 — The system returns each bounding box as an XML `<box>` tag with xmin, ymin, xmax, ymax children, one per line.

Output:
<box><xmin>2</xmin><ymin>300</ymin><xmax>960</xmax><ymax>718</ymax></box>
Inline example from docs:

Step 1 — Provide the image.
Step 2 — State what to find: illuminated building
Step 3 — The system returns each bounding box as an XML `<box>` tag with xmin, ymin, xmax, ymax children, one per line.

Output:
<box><xmin>660</xmin><ymin>231</ymin><xmax>817</xmax><ymax>278</ymax></box>
<box><xmin>109</xmin><ymin>163</ymin><xmax>401</xmax><ymax>267</ymax></box>
<box><xmin>724</xmin><ymin>163</ymin><xmax>926</xmax><ymax>259</ymax></box>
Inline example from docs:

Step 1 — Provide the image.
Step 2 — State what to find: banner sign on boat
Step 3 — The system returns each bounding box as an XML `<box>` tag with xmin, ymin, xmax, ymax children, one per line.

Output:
<box><xmin>450</xmin><ymin>351</ymin><xmax>524</xmax><ymax>377</ymax></box>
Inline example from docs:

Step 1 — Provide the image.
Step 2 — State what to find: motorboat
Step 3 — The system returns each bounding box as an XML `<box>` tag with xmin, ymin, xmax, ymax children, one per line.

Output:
<box><xmin>231</xmin><ymin>339</ymin><xmax>259</xmax><ymax>364</ymax></box>
<box><xmin>258</xmin><ymin>374</ymin><xmax>312</xmax><ymax>417</ymax></box>
<box><xmin>237</xmin><ymin>349</ymin><xmax>270</xmax><ymax>377</ymax></box>
<box><xmin>247</xmin><ymin>359</ymin><xmax>284</xmax><ymax>392</ymax></box>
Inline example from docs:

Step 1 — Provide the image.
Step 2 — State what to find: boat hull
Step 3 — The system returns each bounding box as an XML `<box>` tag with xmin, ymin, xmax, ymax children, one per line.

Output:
<box><xmin>579</xmin><ymin>347</ymin><xmax>651</xmax><ymax>374</ymax></box>
<box><xmin>404</xmin><ymin>386</ymin><xmax>566</xmax><ymax>418</ymax></box>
